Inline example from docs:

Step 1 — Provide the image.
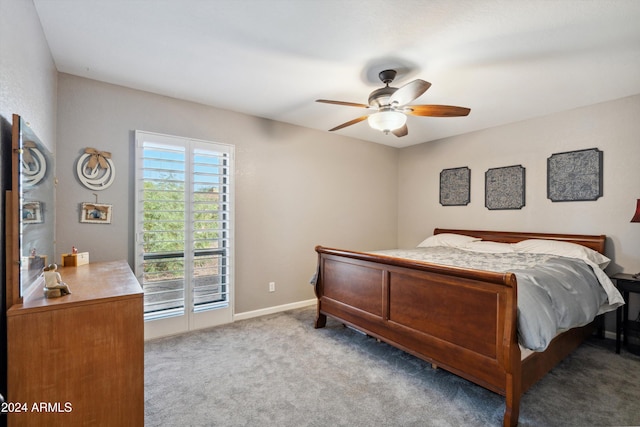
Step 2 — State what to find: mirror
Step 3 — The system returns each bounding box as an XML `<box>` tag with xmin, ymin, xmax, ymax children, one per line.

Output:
<box><xmin>12</xmin><ymin>114</ymin><xmax>55</xmax><ymax>299</ymax></box>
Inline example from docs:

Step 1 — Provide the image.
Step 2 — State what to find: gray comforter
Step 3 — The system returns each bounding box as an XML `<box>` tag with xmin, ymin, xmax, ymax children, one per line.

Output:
<box><xmin>370</xmin><ymin>248</ymin><xmax>608</xmax><ymax>351</ymax></box>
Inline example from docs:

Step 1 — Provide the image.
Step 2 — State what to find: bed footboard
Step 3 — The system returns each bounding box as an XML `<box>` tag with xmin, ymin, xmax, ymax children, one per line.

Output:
<box><xmin>314</xmin><ymin>246</ymin><xmax>522</xmax><ymax>427</ymax></box>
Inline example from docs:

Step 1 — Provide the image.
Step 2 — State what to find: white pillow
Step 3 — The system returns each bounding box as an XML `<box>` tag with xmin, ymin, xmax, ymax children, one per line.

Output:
<box><xmin>417</xmin><ymin>233</ymin><xmax>481</xmax><ymax>248</ymax></box>
<box><xmin>460</xmin><ymin>241</ymin><xmax>515</xmax><ymax>253</ymax></box>
<box><xmin>512</xmin><ymin>239</ymin><xmax>610</xmax><ymax>269</ymax></box>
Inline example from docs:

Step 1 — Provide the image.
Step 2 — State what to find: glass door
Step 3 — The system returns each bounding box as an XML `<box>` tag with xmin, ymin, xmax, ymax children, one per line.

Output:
<box><xmin>134</xmin><ymin>131</ymin><xmax>234</xmax><ymax>339</ymax></box>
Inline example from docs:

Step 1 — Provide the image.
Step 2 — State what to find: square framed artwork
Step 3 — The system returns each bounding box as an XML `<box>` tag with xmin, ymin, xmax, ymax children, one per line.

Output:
<box><xmin>81</xmin><ymin>202</ymin><xmax>113</xmax><ymax>224</ymax></box>
<box><xmin>22</xmin><ymin>201</ymin><xmax>43</xmax><ymax>224</ymax></box>
<box><xmin>547</xmin><ymin>148</ymin><xmax>603</xmax><ymax>202</ymax></box>
<box><xmin>485</xmin><ymin>165</ymin><xmax>525</xmax><ymax>210</ymax></box>
<box><xmin>439</xmin><ymin>167</ymin><xmax>470</xmax><ymax>206</ymax></box>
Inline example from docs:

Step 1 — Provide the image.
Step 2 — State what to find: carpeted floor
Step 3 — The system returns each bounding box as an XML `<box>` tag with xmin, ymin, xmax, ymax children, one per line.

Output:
<box><xmin>144</xmin><ymin>306</ymin><xmax>640</xmax><ymax>426</ymax></box>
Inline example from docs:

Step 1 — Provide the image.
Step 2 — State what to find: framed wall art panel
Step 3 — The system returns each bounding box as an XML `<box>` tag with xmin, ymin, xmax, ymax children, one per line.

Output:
<box><xmin>439</xmin><ymin>166</ymin><xmax>470</xmax><ymax>206</ymax></box>
<box><xmin>485</xmin><ymin>165</ymin><xmax>525</xmax><ymax>210</ymax></box>
<box><xmin>547</xmin><ymin>148</ymin><xmax>603</xmax><ymax>202</ymax></box>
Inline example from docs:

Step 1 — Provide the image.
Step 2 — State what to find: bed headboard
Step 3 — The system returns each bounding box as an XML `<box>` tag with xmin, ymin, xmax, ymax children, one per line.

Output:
<box><xmin>433</xmin><ymin>228</ymin><xmax>606</xmax><ymax>254</ymax></box>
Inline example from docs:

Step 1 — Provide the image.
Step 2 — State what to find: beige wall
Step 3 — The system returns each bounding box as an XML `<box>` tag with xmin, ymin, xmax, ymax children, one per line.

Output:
<box><xmin>55</xmin><ymin>74</ymin><xmax>398</xmax><ymax>314</ymax></box>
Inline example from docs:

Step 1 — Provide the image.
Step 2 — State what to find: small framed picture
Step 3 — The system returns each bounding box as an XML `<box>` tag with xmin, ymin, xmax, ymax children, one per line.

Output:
<box><xmin>23</xmin><ymin>201</ymin><xmax>43</xmax><ymax>224</ymax></box>
<box><xmin>81</xmin><ymin>202</ymin><xmax>113</xmax><ymax>224</ymax></box>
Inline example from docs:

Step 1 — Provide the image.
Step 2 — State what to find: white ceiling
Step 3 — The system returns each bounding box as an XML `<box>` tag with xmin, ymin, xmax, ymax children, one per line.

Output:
<box><xmin>33</xmin><ymin>0</ymin><xmax>640</xmax><ymax>148</ymax></box>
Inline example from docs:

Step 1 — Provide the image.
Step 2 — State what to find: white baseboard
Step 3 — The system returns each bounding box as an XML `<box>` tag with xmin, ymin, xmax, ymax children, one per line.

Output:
<box><xmin>233</xmin><ymin>299</ymin><xmax>316</xmax><ymax>322</ymax></box>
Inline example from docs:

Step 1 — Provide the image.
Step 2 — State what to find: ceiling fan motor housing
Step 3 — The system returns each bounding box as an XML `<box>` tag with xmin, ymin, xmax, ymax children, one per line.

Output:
<box><xmin>369</xmin><ymin>69</ymin><xmax>400</xmax><ymax>107</ymax></box>
<box><xmin>368</xmin><ymin>86</ymin><xmax>398</xmax><ymax>108</ymax></box>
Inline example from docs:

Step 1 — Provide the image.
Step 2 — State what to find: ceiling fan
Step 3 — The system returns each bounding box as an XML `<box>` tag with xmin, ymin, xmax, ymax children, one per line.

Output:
<box><xmin>316</xmin><ymin>69</ymin><xmax>470</xmax><ymax>137</ymax></box>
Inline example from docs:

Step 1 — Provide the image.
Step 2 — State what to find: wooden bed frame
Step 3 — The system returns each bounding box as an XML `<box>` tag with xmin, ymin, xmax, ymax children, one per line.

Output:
<box><xmin>313</xmin><ymin>229</ymin><xmax>606</xmax><ymax>427</ymax></box>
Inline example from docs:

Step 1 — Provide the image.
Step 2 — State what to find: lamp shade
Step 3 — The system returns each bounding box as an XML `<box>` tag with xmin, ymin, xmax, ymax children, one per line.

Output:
<box><xmin>368</xmin><ymin>111</ymin><xmax>407</xmax><ymax>133</ymax></box>
<box><xmin>632</xmin><ymin>199</ymin><xmax>640</xmax><ymax>223</ymax></box>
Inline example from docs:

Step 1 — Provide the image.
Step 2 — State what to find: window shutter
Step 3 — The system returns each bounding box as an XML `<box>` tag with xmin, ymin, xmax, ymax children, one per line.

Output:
<box><xmin>135</xmin><ymin>131</ymin><xmax>233</xmax><ymax>322</ymax></box>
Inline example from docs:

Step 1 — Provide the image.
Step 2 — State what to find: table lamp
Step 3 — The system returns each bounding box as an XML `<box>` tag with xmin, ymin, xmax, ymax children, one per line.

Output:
<box><xmin>632</xmin><ymin>199</ymin><xmax>640</xmax><ymax>223</ymax></box>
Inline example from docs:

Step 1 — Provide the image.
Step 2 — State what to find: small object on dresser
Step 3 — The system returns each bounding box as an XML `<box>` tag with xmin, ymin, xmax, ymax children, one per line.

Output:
<box><xmin>43</xmin><ymin>263</ymin><xmax>72</xmax><ymax>298</ymax></box>
<box><xmin>72</xmin><ymin>245</ymin><xmax>78</xmax><ymax>254</ymax></box>
<box><xmin>61</xmin><ymin>251</ymin><xmax>89</xmax><ymax>267</ymax></box>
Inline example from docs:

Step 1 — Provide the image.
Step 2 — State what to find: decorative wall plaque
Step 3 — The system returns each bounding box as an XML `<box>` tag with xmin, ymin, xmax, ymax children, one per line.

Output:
<box><xmin>485</xmin><ymin>165</ymin><xmax>525</xmax><ymax>210</ymax></box>
<box><xmin>439</xmin><ymin>167</ymin><xmax>470</xmax><ymax>206</ymax></box>
<box><xmin>76</xmin><ymin>147</ymin><xmax>116</xmax><ymax>190</ymax></box>
<box><xmin>22</xmin><ymin>140</ymin><xmax>47</xmax><ymax>186</ymax></box>
<box><xmin>547</xmin><ymin>148</ymin><xmax>602</xmax><ymax>202</ymax></box>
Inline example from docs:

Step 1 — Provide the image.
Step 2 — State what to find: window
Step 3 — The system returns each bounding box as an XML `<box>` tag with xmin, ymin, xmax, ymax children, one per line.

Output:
<box><xmin>134</xmin><ymin>131</ymin><xmax>234</xmax><ymax>337</ymax></box>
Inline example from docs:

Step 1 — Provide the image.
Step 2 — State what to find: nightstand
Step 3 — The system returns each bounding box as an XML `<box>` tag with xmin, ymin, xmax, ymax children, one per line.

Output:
<box><xmin>612</xmin><ymin>273</ymin><xmax>640</xmax><ymax>354</ymax></box>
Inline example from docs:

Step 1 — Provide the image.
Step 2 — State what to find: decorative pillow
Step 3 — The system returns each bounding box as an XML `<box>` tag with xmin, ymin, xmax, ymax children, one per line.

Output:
<box><xmin>512</xmin><ymin>239</ymin><xmax>610</xmax><ymax>268</ymax></box>
<box><xmin>417</xmin><ymin>233</ymin><xmax>481</xmax><ymax>248</ymax></box>
<box><xmin>460</xmin><ymin>241</ymin><xmax>515</xmax><ymax>253</ymax></box>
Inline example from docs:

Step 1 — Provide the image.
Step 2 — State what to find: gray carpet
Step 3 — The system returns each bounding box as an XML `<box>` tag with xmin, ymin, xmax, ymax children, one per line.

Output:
<box><xmin>144</xmin><ymin>306</ymin><xmax>640</xmax><ymax>426</ymax></box>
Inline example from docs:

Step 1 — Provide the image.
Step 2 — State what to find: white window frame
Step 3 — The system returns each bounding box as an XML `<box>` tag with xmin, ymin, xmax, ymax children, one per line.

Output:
<box><xmin>134</xmin><ymin>130</ymin><xmax>234</xmax><ymax>339</ymax></box>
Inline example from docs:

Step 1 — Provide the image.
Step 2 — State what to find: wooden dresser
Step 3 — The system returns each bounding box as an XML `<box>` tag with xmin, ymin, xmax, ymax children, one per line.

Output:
<box><xmin>6</xmin><ymin>260</ymin><xmax>144</xmax><ymax>426</ymax></box>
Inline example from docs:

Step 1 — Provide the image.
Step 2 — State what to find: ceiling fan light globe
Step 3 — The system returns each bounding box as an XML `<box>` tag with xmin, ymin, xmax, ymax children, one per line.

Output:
<box><xmin>368</xmin><ymin>111</ymin><xmax>407</xmax><ymax>133</ymax></box>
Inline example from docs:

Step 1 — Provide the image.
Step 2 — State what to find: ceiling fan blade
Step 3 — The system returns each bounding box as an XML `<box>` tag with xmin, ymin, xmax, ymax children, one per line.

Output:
<box><xmin>406</xmin><ymin>105</ymin><xmax>471</xmax><ymax>117</ymax></box>
<box><xmin>316</xmin><ymin>99</ymin><xmax>370</xmax><ymax>109</ymax></box>
<box><xmin>328</xmin><ymin>116</ymin><xmax>369</xmax><ymax>132</ymax></box>
<box><xmin>388</xmin><ymin>79</ymin><xmax>431</xmax><ymax>106</ymax></box>
<box><xmin>392</xmin><ymin>124</ymin><xmax>408</xmax><ymax>138</ymax></box>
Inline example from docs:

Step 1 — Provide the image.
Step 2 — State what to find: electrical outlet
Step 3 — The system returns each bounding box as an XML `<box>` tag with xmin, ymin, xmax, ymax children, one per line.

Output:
<box><xmin>269</xmin><ymin>282</ymin><xmax>275</xmax><ymax>292</ymax></box>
